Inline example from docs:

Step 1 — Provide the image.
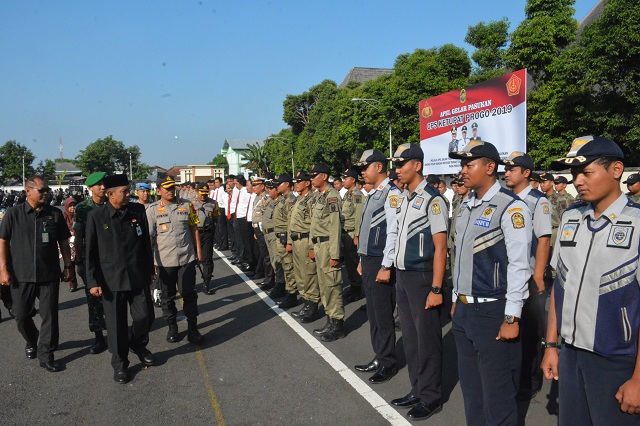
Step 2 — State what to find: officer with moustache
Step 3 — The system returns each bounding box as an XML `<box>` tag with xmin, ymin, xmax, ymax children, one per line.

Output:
<box><xmin>193</xmin><ymin>182</ymin><xmax>220</xmax><ymax>295</ymax></box>
<box><xmin>273</xmin><ymin>174</ymin><xmax>298</xmax><ymax>306</ymax></box>
<box><xmin>250</xmin><ymin>176</ymin><xmax>272</xmax><ymax>284</ymax></box>
<box><xmin>85</xmin><ymin>174</ymin><xmax>155</xmax><ymax>384</ymax></box>
<box><xmin>260</xmin><ymin>180</ymin><xmax>285</xmax><ymax>294</ymax></box>
<box><xmin>340</xmin><ymin>168</ymin><xmax>365</xmax><ymax>303</ymax></box>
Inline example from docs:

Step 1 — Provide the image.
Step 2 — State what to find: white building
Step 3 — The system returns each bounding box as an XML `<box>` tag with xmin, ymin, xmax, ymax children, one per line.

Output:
<box><xmin>221</xmin><ymin>139</ymin><xmax>262</xmax><ymax>177</ymax></box>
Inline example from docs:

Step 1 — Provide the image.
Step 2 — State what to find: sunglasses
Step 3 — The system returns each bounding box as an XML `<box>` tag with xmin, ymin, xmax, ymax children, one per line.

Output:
<box><xmin>29</xmin><ymin>187</ymin><xmax>51</xmax><ymax>194</ymax></box>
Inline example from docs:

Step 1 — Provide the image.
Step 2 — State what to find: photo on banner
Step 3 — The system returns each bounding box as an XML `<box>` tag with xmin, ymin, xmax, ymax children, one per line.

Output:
<box><xmin>419</xmin><ymin>69</ymin><xmax>528</xmax><ymax>175</ymax></box>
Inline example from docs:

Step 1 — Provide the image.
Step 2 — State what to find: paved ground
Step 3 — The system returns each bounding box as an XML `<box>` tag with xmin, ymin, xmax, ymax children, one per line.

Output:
<box><xmin>0</xmin><ymin>250</ymin><xmax>559</xmax><ymax>425</ymax></box>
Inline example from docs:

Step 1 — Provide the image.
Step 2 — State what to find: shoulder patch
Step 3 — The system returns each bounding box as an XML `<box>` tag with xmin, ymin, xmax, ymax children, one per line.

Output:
<box><xmin>389</xmin><ymin>194</ymin><xmax>398</xmax><ymax>208</ymax></box>
<box><xmin>542</xmin><ymin>203</ymin><xmax>550</xmax><ymax>215</ymax></box>
<box><xmin>431</xmin><ymin>202</ymin><xmax>441</xmax><ymax>215</ymax></box>
<box><xmin>511</xmin><ymin>212</ymin><xmax>525</xmax><ymax>229</ymax></box>
<box><xmin>327</xmin><ymin>197</ymin><xmax>338</xmax><ymax>204</ymax></box>
<box><xmin>354</xmin><ymin>195</ymin><xmax>362</xmax><ymax>204</ymax></box>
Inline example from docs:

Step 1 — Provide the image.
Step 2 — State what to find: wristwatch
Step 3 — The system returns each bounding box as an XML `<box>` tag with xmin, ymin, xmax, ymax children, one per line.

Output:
<box><xmin>541</xmin><ymin>339</ymin><xmax>560</xmax><ymax>349</ymax></box>
<box><xmin>430</xmin><ymin>286</ymin><xmax>443</xmax><ymax>295</ymax></box>
<box><xmin>504</xmin><ymin>315</ymin><xmax>520</xmax><ymax>324</ymax></box>
<box><xmin>380</xmin><ymin>265</ymin><xmax>391</xmax><ymax>271</ymax></box>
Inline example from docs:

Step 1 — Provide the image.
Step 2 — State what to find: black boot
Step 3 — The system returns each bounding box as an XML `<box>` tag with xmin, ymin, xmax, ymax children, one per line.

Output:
<box><xmin>277</xmin><ymin>292</ymin><xmax>299</xmax><ymax>309</ymax></box>
<box><xmin>300</xmin><ymin>302</ymin><xmax>321</xmax><ymax>323</ymax></box>
<box><xmin>204</xmin><ymin>280</ymin><xmax>216</xmax><ymax>295</ymax></box>
<box><xmin>187</xmin><ymin>320</ymin><xmax>204</xmax><ymax>344</ymax></box>
<box><xmin>313</xmin><ymin>316</ymin><xmax>332</xmax><ymax>336</ymax></box>
<box><xmin>321</xmin><ymin>319</ymin><xmax>345</xmax><ymax>342</ymax></box>
<box><xmin>259</xmin><ymin>280</ymin><xmax>275</xmax><ymax>291</ymax></box>
<box><xmin>166</xmin><ymin>321</ymin><xmax>179</xmax><ymax>343</ymax></box>
<box><xmin>268</xmin><ymin>282</ymin><xmax>287</xmax><ymax>299</ymax></box>
<box><xmin>345</xmin><ymin>285</ymin><xmax>363</xmax><ymax>303</ymax></box>
<box><xmin>291</xmin><ymin>301</ymin><xmax>310</xmax><ymax>318</ymax></box>
<box><xmin>90</xmin><ymin>331</ymin><xmax>107</xmax><ymax>354</ymax></box>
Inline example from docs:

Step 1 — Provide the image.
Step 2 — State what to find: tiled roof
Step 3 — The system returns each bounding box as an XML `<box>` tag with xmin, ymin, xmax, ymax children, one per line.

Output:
<box><xmin>339</xmin><ymin>67</ymin><xmax>394</xmax><ymax>88</ymax></box>
<box><xmin>223</xmin><ymin>139</ymin><xmax>262</xmax><ymax>151</ymax></box>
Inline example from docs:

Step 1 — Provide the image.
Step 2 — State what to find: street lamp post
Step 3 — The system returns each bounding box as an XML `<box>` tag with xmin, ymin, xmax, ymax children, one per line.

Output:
<box><xmin>129</xmin><ymin>152</ymin><xmax>133</xmax><ymax>179</ymax></box>
<box><xmin>266</xmin><ymin>137</ymin><xmax>295</xmax><ymax>176</ymax></box>
<box><xmin>352</xmin><ymin>98</ymin><xmax>393</xmax><ymax>157</ymax></box>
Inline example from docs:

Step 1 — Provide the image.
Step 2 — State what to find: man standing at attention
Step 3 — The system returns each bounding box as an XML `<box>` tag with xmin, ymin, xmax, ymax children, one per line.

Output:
<box><xmin>448</xmin><ymin>141</ymin><xmax>532</xmax><ymax>425</ymax></box>
<box><xmin>85</xmin><ymin>174</ymin><xmax>155</xmax><ymax>384</ymax></box>
<box><xmin>0</xmin><ymin>176</ymin><xmax>74</xmax><ymax>372</ymax></box>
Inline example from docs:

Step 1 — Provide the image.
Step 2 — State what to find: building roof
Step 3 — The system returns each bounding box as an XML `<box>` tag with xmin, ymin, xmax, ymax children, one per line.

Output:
<box><xmin>578</xmin><ymin>0</ymin><xmax>606</xmax><ymax>37</ymax></box>
<box><xmin>339</xmin><ymin>67</ymin><xmax>394</xmax><ymax>88</ymax></box>
<box><xmin>54</xmin><ymin>161</ymin><xmax>82</xmax><ymax>175</ymax></box>
<box><xmin>222</xmin><ymin>139</ymin><xmax>262</xmax><ymax>152</ymax></box>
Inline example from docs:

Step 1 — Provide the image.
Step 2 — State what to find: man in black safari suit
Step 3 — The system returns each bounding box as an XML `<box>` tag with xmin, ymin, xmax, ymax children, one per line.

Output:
<box><xmin>85</xmin><ymin>174</ymin><xmax>155</xmax><ymax>384</ymax></box>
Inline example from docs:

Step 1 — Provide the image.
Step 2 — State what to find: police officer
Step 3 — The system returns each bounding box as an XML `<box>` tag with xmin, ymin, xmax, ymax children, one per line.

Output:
<box><xmin>287</xmin><ymin>171</ymin><xmax>320</xmax><ymax>321</ymax></box>
<box><xmin>0</xmin><ymin>176</ymin><xmax>74</xmax><ymax>372</ymax></box>
<box><xmin>448</xmin><ymin>126</ymin><xmax>459</xmax><ymax>153</ymax></box>
<box><xmin>147</xmin><ymin>174</ymin><xmax>204</xmax><ymax>344</ymax></box>
<box><xmin>459</xmin><ymin>125</ymin><xmax>469</xmax><ymax>151</ymax></box>
<box><xmin>73</xmin><ymin>171</ymin><xmax>108</xmax><ymax>355</ymax></box>
<box><xmin>193</xmin><ymin>182</ymin><xmax>219</xmax><ymax>295</ymax></box>
<box><xmin>135</xmin><ymin>182</ymin><xmax>152</xmax><ymax>208</ymax></box>
<box><xmin>340</xmin><ymin>168</ymin><xmax>365</xmax><ymax>303</ymax></box>
<box><xmin>541</xmin><ymin>136</ymin><xmax>640</xmax><ymax>424</ymax></box>
<box><xmin>447</xmin><ymin>175</ymin><xmax>470</xmax><ymax>273</ymax></box>
<box><xmin>309</xmin><ymin>163</ymin><xmax>345</xmax><ymax>342</ymax></box>
<box><xmin>502</xmin><ymin>152</ymin><xmax>552</xmax><ymax>400</ymax></box>
<box><xmin>85</xmin><ymin>174</ymin><xmax>155</xmax><ymax>384</ymax></box>
<box><xmin>231</xmin><ymin>176</ymin><xmax>252</xmax><ymax>272</ymax></box>
<box><xmin>250</xmin><ymin>176</ymin><xmax>272</xmax><ymax>284</ymax></box>
<box><xmin>389</xmin><ymin>144</ymin><xmax>448</xmax><ymax>420</ymax></box>
<box><xmin>448</xmin><ymin>140</ymin><xmax>532</xmax><ymax>425</ymax></box>
<box><xmin>211</xmin><ymin>177</ymin><xmax>229</xmax><ymax>250</ymax></box>
<box><xmin>553</xmin><ymin>176</ymin><xmax>575</xmax><ymax>209</ymax></box>
<box><xmin>261</xmin><ymin>180</ymin><xmax>285</xmax><ymax>294</ymax></box>
<box><xmin>470</xmin><ymin>122</ymin><xmax>482</xmax><ymax>141</ymax></box>
<box><xmin>353</xmin><ymin>150</ymin><xmax>401</xmax><ymax>383</ymax></box>
<box><xmin>273</xmin><ymin>174</ymin><xmax>298</xmax><ymax>307</ymax></box>
<box><xmin>623</xmin><ymin>173</ymin><xmax>640</xmax><ymax>203</ymax></box>
<box><xmin>529</xmin><ymin>172</ymin><xmax>543</xmax><ymax>191</ymax></box>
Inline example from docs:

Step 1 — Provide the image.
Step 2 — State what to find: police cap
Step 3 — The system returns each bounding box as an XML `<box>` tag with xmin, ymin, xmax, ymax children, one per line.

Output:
<box><xmin>390</xmin><ymin>143</ymin><xmax>424</xmax><ymax>163</ymax></box>
<box><xmin>156</xmin><ymin>174</ymin><xmax>177</xmax><ymax>189</ymax></box>
<box><xmin>550</xmin><ymin>136</ymin><xmax>624</xmax><ymax>170</ymax></box>
<box><xmin>195</xmin><ymin>182</ymin><xmax>210</xmax><ymax>194</ymax></box>
<box><xmin>136</xmin><ymin>182</ymin><xmax>151</xmax><ymax>190</ymax></box>
<box><xmin>355</xmin><ymin>150</ymin><xmax>387</xmax><ymax>167</ymax></box>
<box><xmin>342</xmin><ymin>169</ymin><xmax>359</xmax><ymax>179</ymax></box>
<box><xmin>540</xmin><ymin>172</ymin><xmax>554</xmax><ymax>182</ymax></box>
<box><xmin>623</xmin><ymin>173</ymin><xmax>640</xmax><ymax>185</ymax></box>
<box><xmin>448</xmin><ymin>140</ymin><xmax>501</xmax><ymax>163</ymax></box>
<box><xmin>273</xmin><ymin>173</ymin><xmax>293</xmax><ymax>184</ymax></box>
<box><xmin>500</xmin><ymin>151</ymin><xmax>534</xmax><ymax>170</ymax></box>
<box><xmin>309</xmin><ymin>164</ymin><xmax>330</xmax><ymax>176</ymax></box>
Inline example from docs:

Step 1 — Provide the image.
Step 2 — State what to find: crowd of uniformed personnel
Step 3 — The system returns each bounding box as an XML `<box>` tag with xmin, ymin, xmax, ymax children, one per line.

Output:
<box><xmin>2</xmin><ymin>134</ymin><xmax>640</xmax><ymax>424</ymax></box>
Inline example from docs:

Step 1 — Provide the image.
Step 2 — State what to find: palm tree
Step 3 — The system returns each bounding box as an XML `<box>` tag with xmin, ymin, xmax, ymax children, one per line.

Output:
<box><xmin>242</xmin><ymin>143</ymin><xmax>270</xmax><ymax>176</ymax></box>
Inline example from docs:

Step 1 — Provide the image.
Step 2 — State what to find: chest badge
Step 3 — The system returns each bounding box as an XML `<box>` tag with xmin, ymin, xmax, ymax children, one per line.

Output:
<box><xmin>412</xmin><ymin>196</ymin><xmax>425</xmax><ymax>210</ymax></box>
<box><xmin>607</xmin><ymin>225</ymin><xmax>634</xmax><ymax>249</ymax></box>
<box><xmin>474</xmin><ymin>206</ymin><xmax>496</xmax><ymax>228</ymax></box>
<box><xmin>560</xmin><ymin>222</ymin><xmax>579</xmax><ymax>246</ymax></box>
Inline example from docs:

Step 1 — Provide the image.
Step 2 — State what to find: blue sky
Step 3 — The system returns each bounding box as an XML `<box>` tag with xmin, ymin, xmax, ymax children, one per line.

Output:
<box><xmin>1</xmin><ymin>0</ymin><xmax>597</xmax><ymax>168</ymax></box>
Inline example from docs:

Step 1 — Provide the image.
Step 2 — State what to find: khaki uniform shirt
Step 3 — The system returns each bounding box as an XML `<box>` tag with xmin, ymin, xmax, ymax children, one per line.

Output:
<box><xmin>341</xmin><ymin>188</ymin><xmax>364</xmax><ymax>236</ymax></box>
<box><xmin>147</xmin><ymin>199</ymin><xmax>200</xmax><ymax>267</ymax></box>
<box><xmin>274</xmin><ymin>192</ymin><xmax>297</xmax><ymax>233</ymax></box>
<box><xmin>251</xmin><ymin>193</ymin><xmax>269</xmax><ymax>225</ymax></box>
<box><xmin>193</xmin><ymin>198</ymin><xmax>219</xmax><ymax>230</ymax></box>
<box><xmin>262</xmin><ymin>197</ymin><xmax>277</xmax><ymax>233</ymax></box>
<box><xmin>310</xmin><ymin>187</ymin><xmax>342</xmax><ymax>259</ymax></box>
<box><xmin>627</xmin><ymin>192</ymin><xmax>640</xmax><ymax>204</ymax></box>
<box><xmin>549</xmin><ymin>192</ymin><xmax>575</xmax><ymax>228</ymax></box>
<box><xmin>287</xmin><ymin>192</ymin><xmax>315</xmax><ymax>244</ymax></box>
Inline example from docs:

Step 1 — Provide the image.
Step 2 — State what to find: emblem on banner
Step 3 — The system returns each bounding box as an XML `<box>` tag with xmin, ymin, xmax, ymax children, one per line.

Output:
<box><xmin>506</xmin><ymin>73</ymin><xmax>522</xmax><ymax>96</ymax></box>
<box><xmin>421</xmin><ymin>102</ymin><xmax>433</xmax><ymax>119</ymax></box>
<box><xmin>460</xmin><ymin>89</ymin><xmax>467</xmax><ymax>103</ymax></box>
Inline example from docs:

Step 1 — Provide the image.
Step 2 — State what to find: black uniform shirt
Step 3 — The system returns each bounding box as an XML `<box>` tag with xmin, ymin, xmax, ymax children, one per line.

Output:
<box><xmin>0</xmin><ymin>202</ymin><xmax>70</xmax><ymax>283</ymax></box>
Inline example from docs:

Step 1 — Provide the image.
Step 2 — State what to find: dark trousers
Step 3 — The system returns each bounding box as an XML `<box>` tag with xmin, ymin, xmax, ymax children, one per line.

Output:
<box><xmin>158</xmin><ymin>262</ymin><xmax>198</xmax><ymax>323</ymax></box>
<box><xmin>361</xmin><ymin>255</ymin><xmax>396</xmax><ymax>368</ymax></box>
<box><xmin>101</xmin><ymin>286</ymin><xmax>154</xmax><ymax>370</ymax></box>
<box><xmin>79</xmin><ymin>269</ymin><xmax>106</xmax><ymax>332</ymax></box>
<box><xmin>559</xmin><ymin>344</ymin><xmax>639</xmax><ymax>426</ymax></box>
<box><xmin>254</xmin><ymin>227</ymin><xmax>272</xmax><ymax>281</ymax></box>
<box><xmin>11</xmin><ymin>280</ymin><xmax>59</xmax><ymax>363</ymax></box>
<box><xmin>1</xmin><ymin>284</ymin><xmax>12</xmax><ymax>311</ymax></box>
<box><xmin>199</xmin><ymin>229</ymin><xmax>214</xmax><ymax>282</ymax></box>
<box><xmin>234</xmin><ymin>217</ymin><xmax>247</xmax><ymax>260</ymax></box>
<box><xmin>396</xmin><ymin>270</ymin><xmax>442</xmax><ymax>404</ymax></box>
<box><xmin>519</xmin><ymin>284</ymin><xmax>547</xmax><ymax>397</ymax></box>
<box><xmin>215</xmin><ymin>212</ymin><xmax>228</xmax><ymax>249</ymax></box>
<box><xmin>342</xmin><ymin>232</ymin><xmax>362</xmax><ymax>287</ymax></box>
<box><xmin>227</xmin><ymin>216</ymin><xmax>236</xmax><ymax>253</ymax></box>
<box><xmin>452</xmin><ymin>299</ymin><xmax>520</xmax><ymax>426</ymax></box>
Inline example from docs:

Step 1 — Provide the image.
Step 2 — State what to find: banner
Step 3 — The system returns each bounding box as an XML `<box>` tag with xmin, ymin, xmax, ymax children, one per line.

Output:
<box><xmin>419</xmin><ymin>69</ymin><xmax>527</xmax><ymax>175</ymax></box>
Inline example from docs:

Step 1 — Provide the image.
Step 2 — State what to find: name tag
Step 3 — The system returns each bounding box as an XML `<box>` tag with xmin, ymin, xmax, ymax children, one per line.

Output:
<box><xmin>607</xmin><ymin>225</ymin><xmax>633</xmax><ymax>249</ymax></box>
<box><xmin>412</xmin><ymin>196</ymin><xmax>425</xmax><ymax>210</ymax></box>
<box><xmin>136</xmin><ymin>225</ymin><xmax>143</xmax><ymax>237</ymax></box>
<box><xmin>42</xmin><ymin>233</ymin><xmax>49</xmax><ymax>243</ymax></box>
<box><xmin>474</xmin><ymin>206</ymin><xmax>496</xmax><ymax>228</ymax></box>
<box><xmin>560</xmin><ymin>222</ymin><xmax>579</xmax><ymax>247</ymax></box>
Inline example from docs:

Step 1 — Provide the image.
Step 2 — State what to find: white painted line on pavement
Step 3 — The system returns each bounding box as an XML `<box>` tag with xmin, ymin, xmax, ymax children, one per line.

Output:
<box><xmin>217</xmin><ymin>251</ymin><xmax>412</xmax><ymax>426</ymax></box>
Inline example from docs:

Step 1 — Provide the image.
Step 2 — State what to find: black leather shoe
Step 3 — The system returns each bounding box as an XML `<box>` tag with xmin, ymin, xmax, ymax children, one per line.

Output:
<box><xmin>90</xmin><ymin>338</ymin><xmax>107</xmax><ymax>354</ymax></box>
<box><xmin>25</xmin><ymin>346</ymin><xmax>37</xmax><ymax>360</ymax></box>
<box><xmin>40</xmin><ymin>360</ymin><xmax>61</xmax><ymax>372</ymax></box>
<box><xmin>407</xmin><ymin>401</ymin><xmax>443</xmax><ymax>420</ymax></box>
<box><xmin>137</xmin><ymin>350</ymin><xmax>156</xmax><ymax>366</ymax></box>
<box><xmin>259</xmin><ymin>281</ymin><xmax>274</xmax><ymax>291</ymax></box>
<box><xmin>166</xmin><ymin>324</ymin><xmax>179</xmax><ymax>343</ymax></box>
<box><xmin>205</xmin><ymin>285</ymin><xmax>217</xmax><ymax>295</ymax></box>
<box><xmin>187</xmin><ymin>322</ymin><xmax>204</xmax><ymax>344</ymax></box>
<box><xmin>369</xmin><ymin>365</ymin><xmax>398</xmax><ymax>384</ymax></box>
<box><xmin>355</xmin><ymin>359</ymin><xmax>379</xmax><ymax>373</ymax></box>
<box><xmin>113</xmin><ymin>368</ymin><xmax>129</xmax><ymax>384</ymax></box>
<box><xmin>391</xmin><ymin>393</ymin><xmax>420</xmax><ymax>408</ymax></box>
<box><xmin>240</xmin><ymin>263</ymin><xmax>252</xmax><ymax>272</ymax></box>
<box><xmin>277</xmin><ymin>293</ymin><xmax>299</xmax><ymax>309</ymax></box>
<box><xmin>291</xmin><ymin>301</ymin><xmax>310</xmax><ymax>318</ymax></box>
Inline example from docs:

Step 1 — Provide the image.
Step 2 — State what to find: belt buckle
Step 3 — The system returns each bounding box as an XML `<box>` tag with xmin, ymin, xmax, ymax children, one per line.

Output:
<box><xmin>459</xmin><ymin>295</ymin><xmax>469</xmax><ymax>304</ymax></box>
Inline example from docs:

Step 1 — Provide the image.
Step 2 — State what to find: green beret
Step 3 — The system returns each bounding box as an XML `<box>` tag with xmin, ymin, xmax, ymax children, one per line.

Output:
<box><xmin>85</xmin><ymin>172</ymin><xmax>106</xmax><ymax>187</ymax></box>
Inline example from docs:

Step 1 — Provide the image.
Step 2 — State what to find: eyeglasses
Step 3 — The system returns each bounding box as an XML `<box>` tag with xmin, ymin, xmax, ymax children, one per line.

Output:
<box><xmin>28</xmin><ymin>187</ymin><xmax>51</xmax><ymax>194</ymax></box>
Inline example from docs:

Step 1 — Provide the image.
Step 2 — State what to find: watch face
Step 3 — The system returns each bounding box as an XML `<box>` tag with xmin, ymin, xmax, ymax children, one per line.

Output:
<box><xmin>504</xmin><ymin>315</ymin><xmax>514</xmax><ymax>324</ymax></box>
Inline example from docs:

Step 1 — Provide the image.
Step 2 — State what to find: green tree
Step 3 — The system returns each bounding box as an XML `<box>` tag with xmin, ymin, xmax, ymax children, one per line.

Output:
<box><xmin>465</xmin><ymin>19</ymin><xmax>510</xmax><ymax>76</ymax></box>
<box><xmin>75</xmin><ymin>135</ymin><xmax>150</xmax><ymax>179</ymax></box>
<box><xmin>208</xmin><ymin>153</ymin><xmax>229</xmax><ymax>175</ymax></box>
<box><xmin>241</xmin><ymin>143</ymin><xmax>271</xmax><ymax>176</ymax></box>
<box><xmin>0</xmin><ymin>140</ymin><xmax>35</xmax><ymax>185</ymax></box>
<box><xmin>506</xmin><ymin>0</ymin><xmax>577</xmax><ymax>86</ymax></box>
<box><xmin>35</xmin><ymin>159</ymin><xmax>57</xmax><ymax>181</ymax></box>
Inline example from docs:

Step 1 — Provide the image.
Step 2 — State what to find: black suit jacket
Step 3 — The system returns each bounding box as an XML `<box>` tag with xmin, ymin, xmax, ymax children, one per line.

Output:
<box><xmin>86</xmin><ymin>201</ymin><xmax>154</xmax><ymax>292</ymax></box>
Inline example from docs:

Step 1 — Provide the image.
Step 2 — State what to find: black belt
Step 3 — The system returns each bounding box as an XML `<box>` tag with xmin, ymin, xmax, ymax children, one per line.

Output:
<box><xmin>342</xmin><ymin>228</ymin><xmax>355</xmax><ymax>233</ymax></box>
<box><xmin>311</xmin><ymin>236</ymin><xmax>330</xmax><ymax>244</ymax></box>
<box><xmin>290</xmin><ymin>232</ymin><xmax>309</xmax><ymax>241</ymax></box>
<box><xmin>264</xmin><ymin>227</ymin><xmax>275</xmax><ymax>234</ymax></box>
